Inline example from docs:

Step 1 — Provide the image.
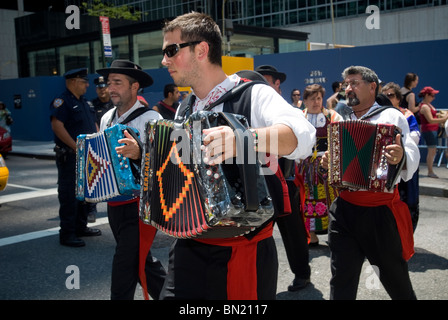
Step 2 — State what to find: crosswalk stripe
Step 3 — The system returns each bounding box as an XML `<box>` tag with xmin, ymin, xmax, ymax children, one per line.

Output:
<box><xmin>0</xmin><ymin>217</ymin><xmax>109</xmax><ymax>247</ymax></box>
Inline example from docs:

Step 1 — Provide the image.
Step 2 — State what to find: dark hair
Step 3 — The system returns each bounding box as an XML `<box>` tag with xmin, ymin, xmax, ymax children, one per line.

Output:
<box><xmin>163</xmin><ymin>83</ymin><xmax>178</xmax><ymax>98</ymax></box>
<box><xmin>303</xmin><ymin>84</ymin><xmax>325</xmax><ymax>100</ymax></box>
<box><xmin>381</xmin><ymin>82</ymin><xmax>402</xmax><ymax>102</ymax></box>
<box><xmin>342</xmin><ymin>65</ymin><xmax>379</xmax><ymax>96</ymax></box>
<box><xmin>332</xmin><ymin>81</ymin><xmax>341</xmax><ymax>92</ymax></box>
<box><xmin>290</xmin><ymin>88</ymin><xmax>300</xmax><ymax>100</ymax></box>
<box><xmin>163</xmin><ymin>12</ymin><xmax>222</xmax><ymax>66</ymax></box>
<box><xmin>403</xmin><ymin>73</ymin><xmax>418</xmax><ymax>89</ymax></box>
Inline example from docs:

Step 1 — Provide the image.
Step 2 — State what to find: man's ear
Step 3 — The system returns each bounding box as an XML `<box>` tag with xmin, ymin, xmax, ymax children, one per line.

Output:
<box><xmin>196</xmin><ymin>41</ymin><xmax>209</xmax><ymax>61</ymax></box>
<box><xmin>132</xmin><ymin>81</ymin><xmax>140</xmax><ymax>93</ymax></box>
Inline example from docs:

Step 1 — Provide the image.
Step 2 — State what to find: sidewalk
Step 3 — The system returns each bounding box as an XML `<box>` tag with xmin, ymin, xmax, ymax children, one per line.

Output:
<box><xmin>8</xmin><ymin>139</ymin><xmax>448</xmax><ymax>198</ymax></box>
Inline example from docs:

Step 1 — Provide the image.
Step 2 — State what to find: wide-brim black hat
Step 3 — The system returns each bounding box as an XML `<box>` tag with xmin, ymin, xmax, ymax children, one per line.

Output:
<box><xmin>96</xmin><ymin>59</ymin><xmax>153</xmax><ymax>88</ymax></box>
<box><xmin>236</xmin><ymin>70</ymin><xmax>268</xmax><ymax>84</ymax></box>
<box><xmin>255</xmin><ymin>65</ymin><xmax>287</xmax><ymax>83</ymax></box>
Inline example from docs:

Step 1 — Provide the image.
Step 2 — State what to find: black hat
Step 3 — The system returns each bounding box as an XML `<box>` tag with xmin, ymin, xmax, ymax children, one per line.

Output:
<box><xmin>96</xmin><ymin>60</ymin><xmax>153</xmax><ymax>88</ymax></box>
<box><xmin>236</xmin><ymin>70</ymin><xmax>269</xmax><ymax>84</ymax></box>
<box><xmin>94</xmin><ymin>76</ymin><xmax>107</xmax><ymax>88</ymax></box>
<box><xmin>255</xmin><ymin>65</ymin><xmax>287</xmax><ymax>83</ymax></box>
<box><xmin>64</xmin><ymin>68</ymin><xmax>88</xmax><ymax>80</ymax></box>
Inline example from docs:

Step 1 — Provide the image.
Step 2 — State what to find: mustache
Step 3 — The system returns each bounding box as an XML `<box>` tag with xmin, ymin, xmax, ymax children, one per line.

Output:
<box><xmin>346</xmin><ymin>92</ymin><xmax>360</xmax><ymax>106</ymax></box>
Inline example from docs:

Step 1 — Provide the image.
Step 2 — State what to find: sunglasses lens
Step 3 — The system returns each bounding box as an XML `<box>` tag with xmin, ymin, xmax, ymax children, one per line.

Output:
<box><xmin>163</xmin><ymin>44</ymin><xmax>178</xmax><ymax>58</ymax></box>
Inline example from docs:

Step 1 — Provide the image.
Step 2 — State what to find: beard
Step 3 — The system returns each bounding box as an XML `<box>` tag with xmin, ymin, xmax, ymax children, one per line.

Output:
<box><xmin>346</xmin><ymin>92</ymin><xmax>360</xmax><ymax>107</ymax></box>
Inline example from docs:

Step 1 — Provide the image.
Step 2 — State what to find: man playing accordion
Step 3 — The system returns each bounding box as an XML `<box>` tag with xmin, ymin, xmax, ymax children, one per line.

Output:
<box><xmin>154</xmin><ymin>12</ymin><xmax>316</xmax><ymax>300</ymax></box>
<box><xmin>321</xmin><ymin>66</ymin><xmax>420</xmax><ymax>300</ymax></box>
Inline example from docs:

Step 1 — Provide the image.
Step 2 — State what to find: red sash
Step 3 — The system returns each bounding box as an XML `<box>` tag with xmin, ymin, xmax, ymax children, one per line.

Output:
<box><xmin>293</xmin><ymin>168</ymin><xmax>310</xmax><ymax>244</ymax></box>
<box><xmin>138</xmin><ymin>202</ymin><xmax>158</xmax><ymax>300</ymax></box>
<box><xmin>195</xmin><ymin>222</ymin><xmax>274</xmax><ymax>300</ymax></box>
<box><xmin>339</xmin><ymin>189</ymin><xmax>414</xmax><ymax>261</ymax></box>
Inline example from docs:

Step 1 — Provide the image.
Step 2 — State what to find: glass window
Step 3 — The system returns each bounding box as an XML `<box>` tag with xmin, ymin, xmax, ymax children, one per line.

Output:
<box><xmin>27</xmin><ymin>48</ymin><xmax>57</xmax><ymax>77</ymax></box>
<box><xmin>133</xmin><ymin>31</ymin><xmax>164</xmax><ymax>69</ymax></box>
<box><xmin>110</xmin><ymin>35</ymin><xmax>130</xmax><ymax>61</ymax></box>
<box><xmin>92</xmin><ymin>40</ymin><xmax>106</xmax><ymax>71</ymax></box>
<box><xmin>279</xmin><ymin>38</ymin><xmax>307</xmax><ymax>53</ymax></box>
<box><xmin>228</xmin><ymin>33</ymin><xmax>275</xmax><ymax>57</ymax></box>
<box><xmin>58</xmin><ymin>42</ymin><xmax>91</xmax><ymax>75</ymax></box>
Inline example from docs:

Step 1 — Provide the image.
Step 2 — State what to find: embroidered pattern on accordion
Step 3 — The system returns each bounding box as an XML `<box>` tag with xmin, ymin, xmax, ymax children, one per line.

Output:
<box><xmin>76</xmin><ymin>124</ymin><xmax>140</xmax><ymax>203</ymax></box>
<box><xmin>139</xmin><ymin>111</ymin><xmax>274</xmax><ymax>239</ymax></box>
<box><xmin>328</xmin><ymin>120</ymin><xmax>400</xmax><ymax>192</ymax></box>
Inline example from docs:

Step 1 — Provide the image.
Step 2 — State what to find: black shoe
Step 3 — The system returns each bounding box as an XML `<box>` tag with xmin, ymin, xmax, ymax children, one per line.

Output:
<box><xmin>60</xmin><ymin>235</ymin><xmax>85</xmax><ymax>247</ymax></box>
<box><xmin>288</xmin><ymin>278</ymin><xmax>310</xmax><ymax>292</ymax></box>
<box><xmin>76</xmin><ymin>227</ymin><xmax>102</xmax><ymax>237</ymax></box>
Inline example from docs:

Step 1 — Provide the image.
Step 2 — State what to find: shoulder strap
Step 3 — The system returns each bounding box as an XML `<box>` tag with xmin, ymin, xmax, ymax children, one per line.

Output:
<box><xmin>204</xmin><ymin>80</ymin><xmax>265</xmax><ymax>111</ymax></box>
<box><xmin>106</xmin><ymin>106</ymin><xmax>151</xmax><ymax>128</ymax></box>
<box><xmin>359</xmin><ymin>105</ymin><xmax>395</xmax><ymax>120</ymax></box>
<box><xmin>176</xmin><ymin>94</ymin><xmax>196</xmax><ymax>122</ymax></box>
<box><xmin>121</xmin><ymin>106</ymin><xmax>151</xmax><ymax>124</ymax></box>
<box><xmin>175</xmin><ymin>80</ymin><xmax>264</xmax><ymax>121</ymax></box>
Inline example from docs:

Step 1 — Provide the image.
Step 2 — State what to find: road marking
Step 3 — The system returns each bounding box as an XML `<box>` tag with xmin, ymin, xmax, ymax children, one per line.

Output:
<box><xmin>0</xmin><ymin>217</ymin><xmax>109</xmax><ymax>247</ymax></box>
<box><xmin>0</xmin><ymin>187</ymin><xmax>58</xmax><ymax>204</ymax></box>
<box><xmin>7</xmin><ymin>183</ymin><xmax>44</xmax><ymax>191</ymax></box>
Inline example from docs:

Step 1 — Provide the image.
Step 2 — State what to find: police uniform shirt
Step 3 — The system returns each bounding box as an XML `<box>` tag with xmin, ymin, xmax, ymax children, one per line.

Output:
<box><xmin>50</xmin><ymin>89</ymin><xmax>97</xmax><ymax>149</ymax></box>
<box><xmin>92</xmin><ymin>97</ymin><xmax>114</xmax><ymax>125</ymax></box>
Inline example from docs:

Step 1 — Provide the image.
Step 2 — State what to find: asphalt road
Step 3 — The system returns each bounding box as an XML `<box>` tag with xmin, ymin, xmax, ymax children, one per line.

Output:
<box><xmin>0</xmin><ymin>155</ymin><xmax>447</xmax><ymax>304</ymax></box>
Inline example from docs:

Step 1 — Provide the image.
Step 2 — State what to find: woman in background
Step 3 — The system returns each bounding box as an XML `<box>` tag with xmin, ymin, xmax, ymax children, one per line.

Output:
<box><xmin>296</xmin><ymin>84</ymin><xmax>341</xmax><ymax>246</ymax></box>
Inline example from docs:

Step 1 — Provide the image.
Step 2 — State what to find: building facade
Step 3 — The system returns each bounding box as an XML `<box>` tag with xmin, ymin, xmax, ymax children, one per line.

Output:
<box><xmin>1</xmin><ymin>0</ymin><xmax>447</xmax><ymax>79</ymax></box>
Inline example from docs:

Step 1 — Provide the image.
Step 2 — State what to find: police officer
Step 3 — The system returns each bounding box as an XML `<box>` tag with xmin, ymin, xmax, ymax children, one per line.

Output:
<box><xmin>50</xmin><ymin>68</ymin><xmax>102</xmax><ymax>247</ymax></box>
<box><xmin>92</xmin><ymin>76</ymin><xmax>114</xmax><ymax>125</ymax></box>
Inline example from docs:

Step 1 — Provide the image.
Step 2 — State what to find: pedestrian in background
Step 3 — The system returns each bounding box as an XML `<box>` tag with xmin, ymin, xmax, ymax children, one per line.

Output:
<box><xmin>50</xmin><ymin>68</ymin><xmax>102</xmax><ymax>247</ymax></box>
<box><xmin>153</xmin><ymin>83</ymin><xmax>181</xmax><ymax>119</ymax></box>
<box><xmin>419</xmin><ymin>86</ymin><xmax>448</xmax><ymax>178</ymax></box>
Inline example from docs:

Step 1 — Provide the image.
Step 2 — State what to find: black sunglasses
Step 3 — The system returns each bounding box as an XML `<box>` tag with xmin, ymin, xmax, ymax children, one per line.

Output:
<box><xmin>162</xmin><ymin>41</ymin><xmax>202</xmax><ymax>58</ymax></box>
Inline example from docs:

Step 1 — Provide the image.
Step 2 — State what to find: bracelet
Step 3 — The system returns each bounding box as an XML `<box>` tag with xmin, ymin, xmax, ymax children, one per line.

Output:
<box><xmin>248</xmin><ymin>128</ymin><xmax>258</xmax><ymax>152</ymax></box>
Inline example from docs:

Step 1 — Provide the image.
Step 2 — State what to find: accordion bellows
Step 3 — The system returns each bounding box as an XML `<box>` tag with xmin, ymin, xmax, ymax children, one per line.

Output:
<box><xmin>76</xmin><ymin>124</ymin><xmax>141</xmax><ymax>202</ymax></box>
<box><xmin>139</xmin><ymin>111</ymin><xmax>274</xmax><ymax>239</ymax></box>
<box><xmin>328</xmin><ymin>120</ymin><xmax>401</xmax><ymax>192</ymax></box>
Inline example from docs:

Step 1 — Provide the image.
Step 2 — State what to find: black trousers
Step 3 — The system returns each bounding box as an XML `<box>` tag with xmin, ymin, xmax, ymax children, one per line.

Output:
<box><xmin>275</xmin><ymin>180</ymin><xmax>311</xmax><ymax>280</ymax></box>
<box><xmin>159</xmin><ymin>236</ymin><xmax>278</xmax><ymax>300</ymax></box>
<box><xmin>108</xmin><ymin>200</ymin><xmax>167</xmax><ymax>300</ymax></box>
<box><xmin>328</xmin><ymin>197</ymin><xmax>416</xmax><ymax>300</ymax></box>
<box><xmin>55</xmin><ymin>151</ymin><xmax>89</xmax><ymax>239</ymax></box>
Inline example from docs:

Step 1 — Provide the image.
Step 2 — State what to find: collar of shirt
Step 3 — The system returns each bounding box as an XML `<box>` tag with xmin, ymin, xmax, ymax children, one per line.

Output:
<box><xmin>191</xmin><ymin>74</ymin><xmax>240</xmax><ymax>112</ymax></box>
<box><xmin>111</xmin><ymin>100</ymin><xmax>143</xmax><ymax>126</ymax></box>
<box><xmin>350</xmin><ymin>101</ymin><xmax>381</xmax><ymax>120</ymax></box>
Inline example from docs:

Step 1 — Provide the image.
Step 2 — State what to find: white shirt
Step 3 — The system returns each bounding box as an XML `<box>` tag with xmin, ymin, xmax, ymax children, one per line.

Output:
<box><xmin>184</xmin><ymin>74</ymin><xmax>316</xmax><ymax>161</ymax></box>
<box><xmin>100</xmin><ymin>100</ymin><xmax>162</xmax><ymax>142</ymax></box>
<box><xmin>350</xmin><ymin>102</ymin><xmax>420</xmax><ymax>183</ymax></box>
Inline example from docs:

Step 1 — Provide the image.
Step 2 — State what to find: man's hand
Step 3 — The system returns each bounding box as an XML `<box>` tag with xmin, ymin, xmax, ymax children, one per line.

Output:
<box><xmin>202</xmin><ymin>126</ymin><xmax>236</xmax><ymax>165</ymax></box>
<box><xmin>116</xmin><ymin>130</ymin><xmax>141</xmax><ymax>160</ymax></box>
<box><xmin>320</xmin><ymin>151</ymin><xmax>329</xmax><ymax>170</ymax></box>
<box><xmin>386</xmin><ymin>134</ymin><xmax>404</xmax><ymax>165</ymax></box>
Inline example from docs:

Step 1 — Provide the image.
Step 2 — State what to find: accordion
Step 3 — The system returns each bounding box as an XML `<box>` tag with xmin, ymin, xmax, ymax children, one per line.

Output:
<box><xmin>76</xmin><ymin>124</ymin><xmax>141</xmax><ymax>202</ymax></box>
<box><xmin>139</xmin><ymin>111</ymin><xmax>274</xmax><ymax>239</ymax></box>
<box><xmin>328</xmin><ymin>120</ymin><xmax>402</xmax><ymax>192</ymax></box>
